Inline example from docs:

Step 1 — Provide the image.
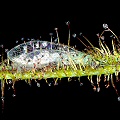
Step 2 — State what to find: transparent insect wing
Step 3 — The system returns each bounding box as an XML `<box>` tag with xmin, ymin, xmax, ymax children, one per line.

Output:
<box><xmin>42</xmin><ymin>42</ymin><xmax>48</xmax><ymax>47</ymax></box>
<box><xmin>36</xmin><ymin>42</ymin><xmax>39</xmax><ymax>48</ymax></box>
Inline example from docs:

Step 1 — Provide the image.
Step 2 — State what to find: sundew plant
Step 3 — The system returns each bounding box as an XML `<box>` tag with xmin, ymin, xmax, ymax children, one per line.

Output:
<box><xmin>0</xmin><ymin>22</ymin><xmax>120</xmax><ymax>101</ymax></box>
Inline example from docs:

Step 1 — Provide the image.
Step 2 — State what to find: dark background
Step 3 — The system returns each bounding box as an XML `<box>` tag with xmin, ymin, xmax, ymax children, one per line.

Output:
<box><xmin>0</xmin><ymin>5</ymin><xmax>120</xmax><ymax>119</ymax></box>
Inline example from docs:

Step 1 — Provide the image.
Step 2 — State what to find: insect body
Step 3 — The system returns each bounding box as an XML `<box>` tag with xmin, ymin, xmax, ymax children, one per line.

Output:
<box><xmin>0</xmin><ymin>23</ymin><xmax>120</xmax><ymax>99</ymax></box>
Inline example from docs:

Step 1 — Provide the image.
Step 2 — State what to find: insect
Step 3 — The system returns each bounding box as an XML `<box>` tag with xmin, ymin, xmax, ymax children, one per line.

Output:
<box><xmin>0</xmin><ymin>22</ymin><xmax>120</xmax><ymax>100</ymax></box>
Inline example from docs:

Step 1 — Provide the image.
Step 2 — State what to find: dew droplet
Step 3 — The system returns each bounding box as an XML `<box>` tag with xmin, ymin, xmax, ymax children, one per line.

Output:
<box><xmin>103</xmin><ymin>23</ymin><xmax>108</xmax><ymax>29</ymax></box>
<box><xmin>97</xmin><ymin>87</ymin><xmax>100</xmax><ymax>92</ymax></box>
<box><xmin>48</xmin><ymin>83</ymin><xmax>51</xmax><ymax>86</ymax></box>
<box><xmin>80</xmin><ymin>82</ymin><xmax>83</xmax><ymax>86</ymax></box>
<box><xmin>12</xmin><ymin>94</ymin><xmax>16</xmax><ymax>97</ymax></box>
<box><xmin>0</xmin><ymin>44</ymin><xmax>3</xmax><ymax>48</ymax></box>
<box><xmin>66</xmin><ymin>21</ymin><xmax>70</xmax><ymax>25</ymax></box>
<box><xmin>37</xmin><ymin>82</ymin><xmax>40</xmax><ymax>87</ymax></box>
<box><xmin>72</xmin><ymin>33</ymin><xmax>76</xmax><ymax>38</ymax></box>
<box><xmin>16</xmin><ymin>40</ymin><xmax>19</xmax><ymax>43</ymax></box>
<box><xmin>118</xmin><ymin>96</ymin><xmax>120</xmax><ymax>101</ymax></box>
<box><xmin>21</xmin><ymin>37</ymin><xmax>24</xmax><ymax>41</ymax></box>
